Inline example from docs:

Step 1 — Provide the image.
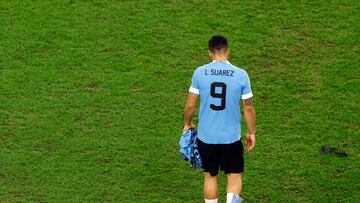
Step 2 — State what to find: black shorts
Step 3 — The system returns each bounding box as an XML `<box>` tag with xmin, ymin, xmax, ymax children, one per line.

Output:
<box><xmin>197</xmin><ymin>138</ymin><xmax>244</xmax><ymax>176</ymax></box>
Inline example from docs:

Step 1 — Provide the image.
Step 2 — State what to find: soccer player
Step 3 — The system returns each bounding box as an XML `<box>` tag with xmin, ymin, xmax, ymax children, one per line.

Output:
<box><xmin>183</xmin><ymin>35</ymin><xmax>256</xmax><ymax>203</ymax></box>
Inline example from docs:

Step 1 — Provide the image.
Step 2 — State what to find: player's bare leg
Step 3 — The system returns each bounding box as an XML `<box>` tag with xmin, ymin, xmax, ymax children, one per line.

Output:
<box><xmin>226</xmin><ymin>173</ymin><xmax>243</xmax><ymax>202</ymax></box>
<box><xmin>203</xmin><ymin>172</ymin><xmax>218</xmax><ymax>202</ymax></box>
<box><xmin>227</xmin><ymin>173</ymin><xmax>242</xmax><ymax>194</ymax></box>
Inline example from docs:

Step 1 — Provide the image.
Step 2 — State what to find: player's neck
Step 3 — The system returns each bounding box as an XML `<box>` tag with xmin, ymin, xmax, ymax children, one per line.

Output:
<box><xmin>211</xmin><ymin>55</ymin><xmax>228</xmax><ymax>62</ymax></box>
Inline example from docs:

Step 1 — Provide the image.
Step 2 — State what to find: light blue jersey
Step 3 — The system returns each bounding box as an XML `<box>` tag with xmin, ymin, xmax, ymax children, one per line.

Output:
<box><xmin>189</xmin><ymin>60</ymin><xmax>253</xmax><ymax>144</ymax></box>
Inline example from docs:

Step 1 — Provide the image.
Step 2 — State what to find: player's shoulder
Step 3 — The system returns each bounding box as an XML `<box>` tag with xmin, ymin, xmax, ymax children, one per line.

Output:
<box><xmin>227</xmin><ymin>62</ymin><xmax>249</xmax><ymax>76</ymax></box>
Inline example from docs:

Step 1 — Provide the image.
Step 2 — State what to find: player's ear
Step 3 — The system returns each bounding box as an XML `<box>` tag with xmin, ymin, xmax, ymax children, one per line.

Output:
<box><xmin>208</xmin><ymin>50</ymin><xmax>212</xmax><ymax>57</ymax></box>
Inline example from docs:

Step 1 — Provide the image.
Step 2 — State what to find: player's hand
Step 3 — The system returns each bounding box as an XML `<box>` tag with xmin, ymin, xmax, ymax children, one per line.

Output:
<box><xmin>245</xmin><ymin>132</ymin><xmax>256</xmax><ymax>153</ymax></box>
<box><xmin>183</xmin><ymin>123</ymin><xmax>196</xmax><ymax>132</ymax></box>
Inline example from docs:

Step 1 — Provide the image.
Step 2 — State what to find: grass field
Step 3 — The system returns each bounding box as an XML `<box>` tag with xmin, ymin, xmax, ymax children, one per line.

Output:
<box><xmin>1</xmin><ymin>0</ymin><xmax>359</xmax><ymax>202</ymax></box>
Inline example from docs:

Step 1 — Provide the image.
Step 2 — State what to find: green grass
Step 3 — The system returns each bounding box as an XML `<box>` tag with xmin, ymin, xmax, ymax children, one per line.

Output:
<box><xmin>1</xmin><ymin>0</ymin><xmax>359</xmax><ymax>202</ymax></box>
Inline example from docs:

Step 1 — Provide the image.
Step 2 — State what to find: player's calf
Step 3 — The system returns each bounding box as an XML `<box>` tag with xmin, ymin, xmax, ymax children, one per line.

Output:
<box><xmin>226</xmin><ymin>173</ymin><xmax>243</xmax><ymax>203</ymax></box>
<box><xmin>204</xmin><ymin>172</ymin><xmax>218</xmax><ymax>202</ymax></box>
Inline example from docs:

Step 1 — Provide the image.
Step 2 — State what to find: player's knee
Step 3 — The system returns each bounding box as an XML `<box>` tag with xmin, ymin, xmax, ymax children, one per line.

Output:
<box><xmin>227</xmin><ymin>173</ymin><xmax>241</xmax><ymax>177</ymax></box>
<box><xmin>227</xmin><ymin>173</ymin><xmax>242</xmax><ymax>182</ymax></box>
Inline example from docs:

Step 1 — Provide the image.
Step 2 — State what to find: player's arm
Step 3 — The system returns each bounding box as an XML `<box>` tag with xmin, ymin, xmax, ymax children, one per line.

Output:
<box><xmin>243</xmin><ymin>97</ymin><xmax>256</xmax><ymax>134</ymax></box>
<box><xmin>183</xmin><ymin>93</ymin><xmax>199</xmax><ymax>131</ymax></box>
<box><xmin>243</xmin><ymin>97</ymin><xmax>256</xmax><ymax>152</ymax></box>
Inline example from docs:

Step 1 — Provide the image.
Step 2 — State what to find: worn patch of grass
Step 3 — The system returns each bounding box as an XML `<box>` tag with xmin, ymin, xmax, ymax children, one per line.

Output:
<box><xmin>1</xmin><ymin>0</ymin><xmax>359</xmax><ymax>202</ymax></box>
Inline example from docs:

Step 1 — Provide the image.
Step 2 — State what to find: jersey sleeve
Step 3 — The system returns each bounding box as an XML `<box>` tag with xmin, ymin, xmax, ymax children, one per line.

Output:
<box><xmin>241</xmin><ymin>71</ymin><xmax>253</xmax><ymax>99</ymax></box>
<box><xmin>189</xmin><ymin>70</ymin><xmax>200</xmax><ymax>95</ymax></box>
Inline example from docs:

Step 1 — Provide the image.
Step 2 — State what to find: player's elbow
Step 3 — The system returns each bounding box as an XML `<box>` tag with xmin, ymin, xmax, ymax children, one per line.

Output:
<box><xmin>186</xmin><ymin>103</ymin><xmax>197</xmax><ymax>111</ymax></box>
<box><xmin>243</xmin><ymin>105</ymin><xmax>255</xmax><ymax>112</ymax></box>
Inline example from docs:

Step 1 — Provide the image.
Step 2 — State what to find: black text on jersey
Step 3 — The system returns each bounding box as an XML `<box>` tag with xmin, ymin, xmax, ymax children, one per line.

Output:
<box><xmin>205</xmin><ymin>69</ymin><xmax>234</xmax><ymax>77</ymax></box>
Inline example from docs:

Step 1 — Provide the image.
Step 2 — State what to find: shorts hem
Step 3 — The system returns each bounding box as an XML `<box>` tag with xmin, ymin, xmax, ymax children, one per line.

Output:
<box><xmin>224</xmin><ymin>170</ymin><xmax>244</xmax><ymax>174</ymax></box>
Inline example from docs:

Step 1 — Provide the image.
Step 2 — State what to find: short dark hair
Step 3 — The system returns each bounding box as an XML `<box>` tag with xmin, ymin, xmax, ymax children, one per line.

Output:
<box><xmin>208</xmin><ymin>35</ymin><xmax>228</xmax><ymax>51</ymax></box>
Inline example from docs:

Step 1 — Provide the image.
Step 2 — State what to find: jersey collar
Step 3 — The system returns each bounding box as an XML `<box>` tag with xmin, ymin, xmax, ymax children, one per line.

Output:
<box><xmin>212</xmin><ymin>60</ymin><xmax>231</xmax><ymax>64</ymax></box>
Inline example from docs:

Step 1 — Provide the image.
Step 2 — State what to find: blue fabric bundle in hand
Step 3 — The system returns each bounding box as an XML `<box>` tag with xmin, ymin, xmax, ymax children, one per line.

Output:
<box><xmin>179</xmin><ymin>128</ymin><xmax>203</xmax><ymax>169</ymax></box>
